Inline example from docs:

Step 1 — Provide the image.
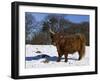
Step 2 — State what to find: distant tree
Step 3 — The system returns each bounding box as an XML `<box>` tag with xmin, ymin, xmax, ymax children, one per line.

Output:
<box><xmin>40</xmin><ymin>21</ymin><xmax>51</xmax><ymax>44</ymax></box>
<box><xmin>43</xmin><ymin>14</ymin><xmax>71</xmax><ymax>33</ymax></box>
<box><xmin>25</xmin><ymin>13</ymin><xmax>37</xmax><ymax>43</ymax></box>
<box><xmin>25</xmin><ymin>13</ymin><xmax>43</xmax><ymax>44</ymax></box>
<box><xmin>42</xmin><ymin>21</ymin><xmax>49</xmax><ymax>32</ymax></box>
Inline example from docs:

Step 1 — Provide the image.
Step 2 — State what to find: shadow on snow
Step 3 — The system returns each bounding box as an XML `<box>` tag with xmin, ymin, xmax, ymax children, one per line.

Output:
<box><xmin>25</xmin><ymin>54</ymin><xmax>78</xmax><ymax>61</ymax></box>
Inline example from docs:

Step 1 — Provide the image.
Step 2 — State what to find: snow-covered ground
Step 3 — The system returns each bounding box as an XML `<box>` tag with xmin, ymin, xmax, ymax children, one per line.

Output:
<box><xmin>25</xmin><ymin>45</ymin><xmax>89</xmax><ymax>68</ymax></box>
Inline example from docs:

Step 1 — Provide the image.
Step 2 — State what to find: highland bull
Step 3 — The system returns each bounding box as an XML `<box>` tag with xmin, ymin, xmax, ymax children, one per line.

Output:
<box><xmin>49</xmin><ymin>29</ymin><xmax>86</xmax><ymax>62</ymax></box>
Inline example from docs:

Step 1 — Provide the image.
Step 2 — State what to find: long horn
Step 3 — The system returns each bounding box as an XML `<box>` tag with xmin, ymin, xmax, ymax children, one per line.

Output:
<box><xmin>49</xmin><ymin>28</ymin><xmax>55</xmax><ymax>35</ymax></box>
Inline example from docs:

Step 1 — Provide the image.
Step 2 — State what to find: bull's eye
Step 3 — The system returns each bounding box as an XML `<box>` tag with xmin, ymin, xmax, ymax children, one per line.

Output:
<box><xmin>51</xmin><ymin>40</ymin><xmax>54</xmax><ymax>43</ymax></box>
<box><xmin>51</xmin><ymin>36</ymin><xmax>53</xmax><ymax>39</ymax></box>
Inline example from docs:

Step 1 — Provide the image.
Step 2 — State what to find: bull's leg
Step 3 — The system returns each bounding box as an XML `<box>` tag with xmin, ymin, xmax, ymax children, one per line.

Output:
<box><xmin>78</xmin><ymin>51</ymin><xmax>83</xmax><ymax>60</ymax></box>
<box><xmin>57</xmin><ymin>54</ymin><xmax>62</xmax><ymax>62</ymax></box>
<box><xmin>64</xmin><ymin>54</ymin><xmax>68</xmax><ymax>62</ymax></box>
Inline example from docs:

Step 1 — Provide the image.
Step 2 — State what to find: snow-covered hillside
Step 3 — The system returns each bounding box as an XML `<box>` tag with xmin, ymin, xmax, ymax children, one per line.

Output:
<box><xmin>25</xmin><ymin>45</ymin><xmax>89</xmax><ymax>68</ymax></box>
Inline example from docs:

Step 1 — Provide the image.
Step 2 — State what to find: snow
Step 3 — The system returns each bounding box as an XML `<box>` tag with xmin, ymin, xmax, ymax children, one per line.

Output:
<box><xmin>25</xmin><ymin>45</ymin><xmax>89</xmax><ymax>68</ymax></box>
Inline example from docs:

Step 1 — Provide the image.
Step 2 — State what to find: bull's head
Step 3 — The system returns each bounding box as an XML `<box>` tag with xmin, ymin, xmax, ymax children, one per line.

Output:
<box><xmin>49</xmin><ymin>28</ymin><xmax>55</xmax><ymax>39</ymax></box>
<box><xmin>49</xmin><ymin>28</ymin><xmax>65</xmax><ymax>46</ymax></box>
<box><xmin>49</xmin><ymin>29</ymin><xmax>57</xmax><ymax>45</ymax></box>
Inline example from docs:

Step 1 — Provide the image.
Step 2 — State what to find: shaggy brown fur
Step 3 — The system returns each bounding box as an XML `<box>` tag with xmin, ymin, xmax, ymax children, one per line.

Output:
<box><xmin>50</xmin><ymin>32</ymin><xmax>86</xmax><ymax>62</ymax></box>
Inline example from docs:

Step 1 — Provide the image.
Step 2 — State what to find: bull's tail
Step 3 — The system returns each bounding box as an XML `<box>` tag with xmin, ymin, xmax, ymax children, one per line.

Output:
<box><xmin>81</xmin><ymin>42</ymin><xmax>85</xmax><ymax>58</ymax></box>
<box><xmin>78</xmin><ymin>34</ymin><xmax>86</xmax><ymax>60</ymax></box>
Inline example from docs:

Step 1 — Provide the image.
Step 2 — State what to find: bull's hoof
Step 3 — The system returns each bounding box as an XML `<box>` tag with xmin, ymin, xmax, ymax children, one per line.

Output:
<box><xmin>57</xmin><ymin>60</ymin><xmax>60</xmax><ymax>62</ymax></box>
<box><xmin>65</xmin><ymin>60</ymin><xmax>68</xmax><ymax>62</ymax></box>
<box><xmin>78</xmin><ymin>58</ymin><xmax>81</xmax><ymax>60</ymax></box>
<box><xmin>78</xmin><ymin>57</ymin><xmax>82</xmax><ymax>60</ymax></box>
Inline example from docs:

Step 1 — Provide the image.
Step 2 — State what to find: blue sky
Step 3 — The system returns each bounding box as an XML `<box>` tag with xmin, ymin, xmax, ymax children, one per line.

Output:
<box><xmin>65</xmin><ymin>15</ymin><xmax>89</xmax><ymax>23</ymax></box>
<box><xmin>29</xmin><ymin>12</ymin><xmax>89</xmax><ymax>23</ymax></box>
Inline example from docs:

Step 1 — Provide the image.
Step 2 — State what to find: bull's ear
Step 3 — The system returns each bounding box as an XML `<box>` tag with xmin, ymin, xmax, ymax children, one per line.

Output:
<box><xmin>49</xmin><ymin>29</ymin><xmax>55</xmax><ymax>35</ymax></box>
